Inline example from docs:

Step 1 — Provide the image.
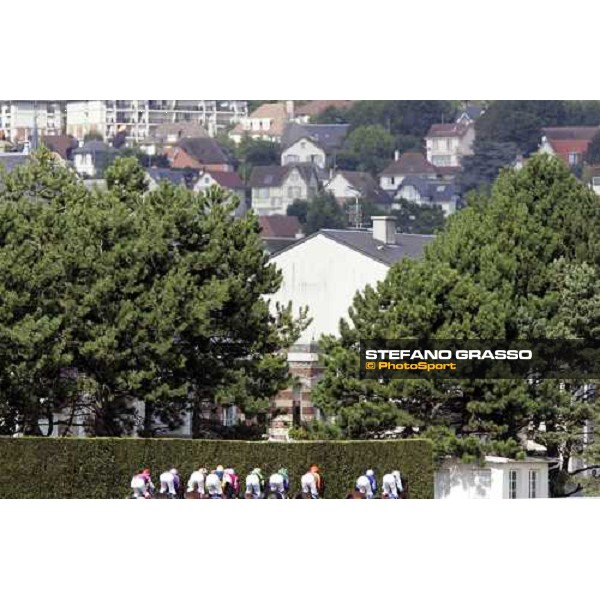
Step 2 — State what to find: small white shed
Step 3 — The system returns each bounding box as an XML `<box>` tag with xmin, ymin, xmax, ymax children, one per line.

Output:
<box><xmin>435</xmin><ymin>455</ymin><xmax>551</xmax><ymax>499</ymax></box>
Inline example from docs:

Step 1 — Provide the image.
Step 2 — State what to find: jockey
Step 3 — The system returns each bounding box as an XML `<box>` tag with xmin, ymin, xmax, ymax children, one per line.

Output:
<box><xmin>382</xmin><ymin>470</ymin><xmax>403</xmax><ymax>499</ymax></box>
<box><xmin>310</xmin><ymin>464</ymin><xmax>325</xmax><ymax>497</ymax></box>
<box><xmin>215</xmin><ymin>465</ymin><xmax>225</xmax><ymax>481</ymax></box>
<box><xmin>159</xmin><ymin>468</ymin><xmax>181</xmax><ymax>498</ymax></box>
<box><xmin>131</xmin><ymin>468</ymin><xmax>154</xmax><ymax>499</ymax></box>
<box><xmin>355</xmin><ymin>474</ymin><xmax>372</xmax><ymax>498</ymax></box>
<box><xmin>187</xmin><ymin>467</ymin><xmax>208</xmax><ymax>496</ymax></box>
<box><xmin>365</xmin><ymin>469</ymin><xmax>377</xmax><ymax>496</ymax></box>
<box><xmin>268</xmin><ymin>468</ymin><xmax>289</xmax><ymax>498</ymax></box>
<box><xmin>223</xmin><ymin>468</ymin><xmax>240</xmax><ymax>499</ymax></box>
<box><xmin>301</xmin><ymin>465</ymin><xmax>322</xmax><ymax>499</ymax></box>
<box><xmin>205</xmin><ymin>470</ymin><xmax>224</xmax><ymax>499</ymax></box>
<box><xmin>245</xmin><ymin>468</ymin><xmax>265</xmax><ymax>499</ymax></box>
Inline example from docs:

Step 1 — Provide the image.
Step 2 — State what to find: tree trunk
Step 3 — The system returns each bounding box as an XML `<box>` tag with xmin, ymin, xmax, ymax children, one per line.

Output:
<box><xmin>141</xmin><ymin>401</ymin><xmax>154</xmax><ymax>438</ymax></box>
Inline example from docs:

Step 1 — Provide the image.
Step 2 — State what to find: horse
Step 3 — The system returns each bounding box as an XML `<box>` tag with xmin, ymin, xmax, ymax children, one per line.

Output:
<box><xmin>346</xmin><ymin>490</ymin><xmax>367</xmax><ymax>499</ymax></box>
<box><xmin>184</xmin><ymin>491</ymin><xmax>207</xmax><ymax>499</ymax></box>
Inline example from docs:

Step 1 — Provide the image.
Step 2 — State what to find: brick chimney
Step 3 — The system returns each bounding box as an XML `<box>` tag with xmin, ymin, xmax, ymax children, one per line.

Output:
<box><xmin>372</xmin><ymin>216</ymin><xmax>397</xmax><ymax>245</ymax></box>
<box><xmin>285</xmin><ymin>100</ymin><xmax>295</xmax><ymax>120</ymax></box>
<box><xmin>394</xmin><ymin>149</ymin><xmax>400</xmax><ymax>161</ymax></box>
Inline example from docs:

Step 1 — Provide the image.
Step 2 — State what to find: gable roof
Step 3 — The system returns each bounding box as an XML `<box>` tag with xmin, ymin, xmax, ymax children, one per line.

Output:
<box><xmin>259</xmin><ymin>215</ymin><xmax>302</xmax><ymax>238</ymax></box>
<box><xmin>145</xmin><ymin>168</ymin><xmax>189</xmax><ymax>187</ymax></box>
<box><xmin>397</xmin><ymin>175</ymin><xmax>460</xmax><ymax>203</ymax></box>
<box><xmin>0</xmin><ymin>153</ymin><xmax>29</xmax><ymax>174</ymax></box>
<box><xmin>542</xmin><ymin>126</ymin><xmax>599</xmax><ymax>141</ymax></box>
<box><xmin>176</xmin><ymin>137</ymin><xmax>231</xmax><ymax>165</ymax></box>
<box><xmin>155</xmin><ymin>122</ymin><xmax>208</xmax><ymax>140</ymax></box>
<box><xmin>379</xmin><ymin>152</ymin><xmax>437</xmax><ymax>177</ymax></box>
<box><xmin>295</xmin><ymin>100</ymin><xmax>354</xmax><ymax>118</ymax></box>
<box><xmin>426</xmin><ymin>123</ymin><xmax>471</xmax><ymax>138</ymax></box>
<box><xmin>282</xmin><ymin>123</ymin><xmax>349</xmax><ymax>153</ymax></box>
<box><xmin>271</xmin><ymin>228</ymin><xmax>434</xmax><ymax>266</ymax></box>
<box><xmin>203</xmin><ymin>169</ymin><xmax>244</xmax><ymax>189</ymax></box>
<box><xmin>230</xmin><ymin>102</ymin><xmax>289</xmax><ymax>139</ymax></box>
<box><xmin>41</xmin><ymin>135</ymin><xmax>78</xmax><ymax>160</ymax></box>
<box><xmin>249</xmin><ymin>164</ymin><xmax>316</xmax><ymax>188</ymax></box>
<box><xmin>332</xmin><ymin>170</ymin><xmax>390</xmax><ymax>205</ymax></box>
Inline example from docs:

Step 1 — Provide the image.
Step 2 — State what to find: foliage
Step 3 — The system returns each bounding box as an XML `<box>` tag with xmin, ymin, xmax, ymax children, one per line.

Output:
<box><xmin>286</xmin><ymin>199</ymin><xmax>309</xmax><ymax>224</ymax></box>
<box><xmin>337</xmin><ymin>125</ymin><xmax>395</xmax><ymax>174</ymax></box>
<box><xmin>0</xmin><ymin>437</ymin><xmax>434</xmax><ymax>499</ymax></box>
<box><xmin>459</xmin><ymin>140</ymin><xmax>519</xmax><ymax>193</ymax></box>
<box><xmin>313</xmin><ymin>155</ymin><xmax>600</xmax><ymax>495</ymax></box>
<box><xmin>0</xmin><ymin>150</ymin><xmax>308</xmax><ymax>438</ymax></box>
<box><xmin>302</xmin><ymin>192</ymin><xmax>347</xmax><ymax>235</ymax></box>
<box><xmin>390</xmin><ymin>199</ymin><xmax>446</xmax><ymax>234</ymax></box>
<box><xmin>234</xmin><ymin>136</ymin><xmax>281</xmax><ymax>182</ymax></box>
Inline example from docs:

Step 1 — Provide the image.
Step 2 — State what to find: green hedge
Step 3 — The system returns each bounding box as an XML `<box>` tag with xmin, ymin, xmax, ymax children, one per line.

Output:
<box><xmin>0</xmin><ymin>437</ymin><xmax>433</xmax><ymax>499</ymax></box>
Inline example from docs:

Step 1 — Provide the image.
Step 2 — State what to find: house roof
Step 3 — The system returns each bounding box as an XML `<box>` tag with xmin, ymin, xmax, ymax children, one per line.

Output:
<box><xmin>332</xmin><ymin>170</ymin><xmax>390</xmax><ymax>205</ymax></box>
<box><xmin>379</xmin><ymin>152</ymin><xmax>437</xmax><ymax>177</ymax></box>
<box><xmin>73</xmin><ymin>140</ymin><xmax>112</xmax><ymax>154</ymax></box>
<box><xmin>249</xmin><ymin>164</ymin><xmax>315</xmax><ymax>188</ymax></box>
<box><xmin>426</xmin><ymin>123</ymin><xmax>471</xmax><ymax>138</ymax></box>
<box><xmin>397</xmin><ymin>175</ymin><xmax>460</xmax><ymax>203</ymax></box>
<box><xmin>145</xmin><ymin>167</ymin><xmax>189</xmax><ymax>186</ymax></box>
<box><xmin>271</xmin><ymin>228</ymin><xmax>434</xmax><ymax>266</ymax></box>
<box><xmin>230</xmin><ymin>102</ymin><xmax>289</xmax><ymax>138</ymax></box>
<box><xmin>259</xmin><ymin>215</ymin><xmax>302</xmax><ymax>238</ymax></box>
<box><xmin>456</xmin><ymin>102</ymin><xmax>485</xmax><ymax>122</ymax></box>
<box><xmin>0</xmin><ymin>153</ymin><xmax>29</xmax><ymax>173</ymax></box>
<box><xmin>41</xmin><ymin>135</ymin><xmax>78</xmax><ymax>160</ymax></box>
<box><xmin>203</xmin><ymin>169</ymin><xmax>245</xmax><ymax>189</ymax></box>
<box><xmin>295</xmin><ymin>100</ymin><xmax>354</xmax><ymax>117</ymax></box>
<box><xmin>176</xmin><ymin>137</ymin><xmax>231</xmax><ymax>165</ymax></box>
<box><xmin>541</xmin><ymin>126</ymin><xmax>599</xmax><ymax>141</ymax></box>
<box><xmin>263</xmin><ymin>237</ymin><xmax>300</xmax><ymax>255</ymax></box>
<box><xmin>282</xmin><ymin>123</ymin><xmax>349</xmax><ymax>153</ymax></box>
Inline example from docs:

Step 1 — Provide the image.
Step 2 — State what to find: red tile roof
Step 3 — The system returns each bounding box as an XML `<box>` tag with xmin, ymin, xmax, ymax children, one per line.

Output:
<box><xmin>205</xmin><ymin>170</ymin><xmax>244</xmax><ymax>189</ymax></box>
<box><xmin>258</xmin><ymin>215</ymin><xmax>302</xmax><ymax>239</ymax></box>
<box><xmin>542</xmin><ymin>127</ymin><xmax>600</xmax><ymax>163</ymax></box>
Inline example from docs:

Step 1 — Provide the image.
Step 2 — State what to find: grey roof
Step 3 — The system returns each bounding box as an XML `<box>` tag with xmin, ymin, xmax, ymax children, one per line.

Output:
<box><xmin>0</xmin><ymin>153</ymin><xmax>29</xmax><ymax>173</ymax></box>
<box><xmin>249</xmin><ymin>164</ymin><xmax>316</xmax><ymax>188</ymax></box>
<box><xmin>177</xmin><ymin>137</ymin><xmax>231</xmax><ymax>165</ymax></box>
<box><xmin>272</xmin><ymin>228</ymin><xmax>434</xmax><ymax>266</ymax></box>
<box><xmin>262</xmin><ymin>237</ymin><xmax>300</xmax><ymax>255</ymax></box>
<box><xmin>281</xmin><ymin>123</ymin><xmax>349</xmax><ymax>153</ymax></box>
<box><xmin>72</xmin><ymin>140</ymin><xmax>112</xmax><ymax>154</ymax></box>
<box><xmin>145</xmin><ymin>168</ymin><xmax>188</xmax><ymax>186</ymax></box>
<box><xmin>396</xmin><ymin>175</ymin><xmax>460</xmax><ymax>203</ymax></box>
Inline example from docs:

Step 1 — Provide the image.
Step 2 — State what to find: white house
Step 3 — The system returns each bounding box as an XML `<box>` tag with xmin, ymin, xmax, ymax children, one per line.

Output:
<box><xmin>265</xmin><ymin>217</ymin><xmax>433</xmax><ymax>438</ymax></box>
<box><xmin>378</xmin><ymin>151</ymin><xmax>438</xmax><ymax>193</ymax></box>
<box><xmin>229</xmin><ymin>102</ymin><xmax>291</xmax><ymax>144</ymax></box>
<box><xmin>249</xmin><ymin>164</ymin><xmax>318</xmax><ymax>216</ymax></box>
<box><xmin>72</xmin><ymin>140</ymin><xmax>115</xmax><ymax>178</ymax></box>
<box><xmin>282</xmin><ymin>137</ymin><xmax>326</xmax><ymax>169</ymax></box>
<box><xmin>425</xmin><ymin>123</ymin><xmax>475</xmax><ymax>168</ymax></box>
<box><xmin>394</xmin><ymin>175</ymin><xmax>460</xmax><ymax>217</ymax></box>
<box><xmin>435</xmin><ymin>456</ymin><xmax>551</xmax><ymax>499</ymax></box>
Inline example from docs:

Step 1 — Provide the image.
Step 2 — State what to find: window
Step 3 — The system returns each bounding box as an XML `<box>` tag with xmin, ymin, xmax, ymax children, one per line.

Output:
<box><xmin>529</xmin><ymin>470</ymin><xmax>539</xmax><ymax>498</ymax></box>
<box><xmin>509</xmin><ymin>470</ymin><xmax>518</xmax><ymax>499</ymax></box>
<box><xmin>445</xmin><ymin>138</ymin><xmax>452</xmax><ymax>151</ymax></box>
<box><xmin>287</xmin><ymin>186</ymin><xmax>301</xmax><ymax>198</ymax></box>
<box><xmin>432</xmin><ymin>155</ymin><xmax>451</xmax><ymax>167</ymax></box>
<box><xmin>300</xmin><ymin>141</ymin><xmax>306</xmax><ymax>149</ymax></box>
<box><xmin>568</xmin><ymin>152</ymin><xmax>580</xmax><ymax>165</ymax></box>
<box><xmin>592</xmin><ymin>177</ymin><xmax>600</xmax><ymax>187</ymax></box>
<box><xmin>285</xmin><ymin>154</ymin><xmax>299</xmax><ymax>164</ymax></box>
<box><xmin>390</xmin><ymin>177</ymin><xmax>395</xmax><ymax>186</ymax></box>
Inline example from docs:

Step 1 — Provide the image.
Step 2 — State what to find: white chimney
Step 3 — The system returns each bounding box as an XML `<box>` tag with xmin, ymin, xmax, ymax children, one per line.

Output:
<box><xmin>394</xmin><ymin>149</ymin><xmax>400</xmax><ymax>161</ymax></box>
<box><xmin>372</xmin><ymin>216</ymin><xmax>397</xmax><ymax>245</ymax></box>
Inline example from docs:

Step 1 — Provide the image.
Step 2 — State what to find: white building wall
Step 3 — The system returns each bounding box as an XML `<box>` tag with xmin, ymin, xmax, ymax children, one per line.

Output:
<box><xmin>325</xmin><ymin>173</ymin><xmax>361</xmax><ymax>200</ymax></box>
<box><xmin>266</xmin><ymin>234</ymin><xmax>389</xmax><ymax>344</ymax></box>
<box><xmin>281</xmin><ymin>138</ymin><xmax>326</xmax><ymax>168</ymax></box>
<box><xmin>435</xmin><ymin>458</ymin><xmax>549</xmax><ymax>499</ymax></box>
